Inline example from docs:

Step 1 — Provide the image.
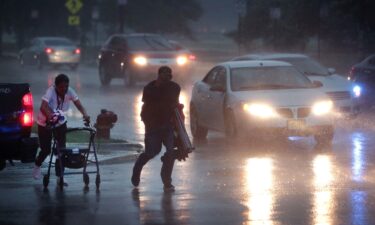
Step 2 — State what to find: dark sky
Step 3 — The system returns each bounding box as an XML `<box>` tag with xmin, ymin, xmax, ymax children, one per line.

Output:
<box><xmin>192</xmin><ymin>0</ymin><xmax>238</xmax><ymax>33</ymax></box>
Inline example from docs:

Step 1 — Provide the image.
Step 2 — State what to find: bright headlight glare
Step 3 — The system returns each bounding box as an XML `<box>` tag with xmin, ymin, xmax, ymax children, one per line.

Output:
<box><xmin>176</xmin><ymin>56</ymin><xmax>188</xmax><ymax>65</ymax></box>
<box><xmin>353</xmin><ymin>85</ymin><xmax>361</xmax><ymax>97</ymax></box>
<box><xmin>243</xmin><ymin>103</ymin><xmax>277</xmax><ymax>118</ymax></box>
<box><xmin>312</xmin><ymin>100</ymin><xmax>333</xmax><ymax>115</ymax></box>
<box><xmin>134</xmin><ymin>56</ymin><xmax>147</xmax><ymax>66</ymax></box>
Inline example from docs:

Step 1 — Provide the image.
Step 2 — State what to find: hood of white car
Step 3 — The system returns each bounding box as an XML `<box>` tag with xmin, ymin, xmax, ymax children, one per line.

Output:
<box><xmin>233</xmin><ymin>88</ymin><xmax>329</xmax><ymax>107</ymax></box>
<box><xmin>308</xmin><ymin>74</ymin><xmax>352</xmax><ymax>92</ymax></box>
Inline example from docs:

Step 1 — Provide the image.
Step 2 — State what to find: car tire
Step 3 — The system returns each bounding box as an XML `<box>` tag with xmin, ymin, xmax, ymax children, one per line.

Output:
<box><xmin>314</xmin><ymin>126</ymin><xmax>334</xmax><ymax>146</ymax></box>
<box><xmin>0</xmin><ymin>159</ymin><xmax>5</xmax><ymax>171</ymax></box>
<box><xmin>123</xmin><ymin>68</ymin><xmax>134</xmax><ymax>86</ymax></box>
<box><xmin>19</xmin><ymin>55</ymin><xmax>25</xmax><ymax>66</ymax></box>
<box><xmin>190</xmin><ymin>105</ymin><xmax>208</xmax><ymax>139</ymax></box>
<box><xmin>37</xmin><ymin>58</ymin><xmax>44</xmax><ymax>70</ymax></box>
<box><xmin>99</xmin><ymin>65</ymin><xmax>111</xmax><ymax>86</ymax></box>
<box><xmin>225</xmin><ymin>110</ymin><xmax>238</xmax><ymax>138</ymax></box>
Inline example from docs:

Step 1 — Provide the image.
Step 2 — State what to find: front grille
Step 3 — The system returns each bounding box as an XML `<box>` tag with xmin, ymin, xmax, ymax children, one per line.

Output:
<box><xmin>325</xmin><ymin>91</ymin><xmax>351</xmax><ymax>100</ymax></box>
<box><xmin>297</xmin><ymin>107</ymin><xmax>310</xmax><ymax>118</ymax></box>
<box><xmin>276</xmin><ymin>108</ymin><xmax>293</xmax><ymax>118</ymax></box>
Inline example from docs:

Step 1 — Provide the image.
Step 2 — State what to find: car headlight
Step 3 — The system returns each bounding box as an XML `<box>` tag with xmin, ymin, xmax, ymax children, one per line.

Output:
<box><xmin>353</xmin><ymin>85</ymin><xmax>361</xmax><ymax>98</ymax></box>
<box><xmin>176</xmin><ymin>55</ymin><xmax>188</xmax><ymax>65</ymax></box>
<box><xmin>312</xmin><ymin>100</ymin><xmax>333</xmax><ymax>116</ymax></box>
<box><xmin>243</xmin><ymin>103</ymin><xmax>278</xmax><ymax>118</ymax></box>
<box><xmin>133</xmin><ymin>56</ymin><xmax>147</xmax><ymax>66</ymax></box>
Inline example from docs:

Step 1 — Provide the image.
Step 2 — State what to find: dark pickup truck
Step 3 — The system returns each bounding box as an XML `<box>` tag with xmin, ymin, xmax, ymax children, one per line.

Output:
<box><xmin>0</xmin><ymin>83</ymin><xmax>39</xmax><ymax>171</ymax></box>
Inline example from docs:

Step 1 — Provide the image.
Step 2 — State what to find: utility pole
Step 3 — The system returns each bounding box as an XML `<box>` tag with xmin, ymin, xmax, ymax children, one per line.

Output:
<box><xmin>235</xmin><ymin>0</ymin><xmax>247</xmax><ymax>54</ymax></box>
<box><xmin>118</xmin><ymin>0</ymin><xmax>127</xmax><ymax>33</ymax></box>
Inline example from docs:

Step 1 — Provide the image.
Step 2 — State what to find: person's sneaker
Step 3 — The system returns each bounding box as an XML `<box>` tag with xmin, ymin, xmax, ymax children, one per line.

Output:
<box><xmin>56</xmin><ymin>177</ymin><xmax>68</xmax><ymax>187</ymax></box>
<box><xmin>163</xmin><ymin>184</ymin><xmax>175</xmax><ymax>192</ymax></box>
<box><xmin>32</xmin><ymin>165</ymin><xmax>42</xmax><ymax>180</ymax></box>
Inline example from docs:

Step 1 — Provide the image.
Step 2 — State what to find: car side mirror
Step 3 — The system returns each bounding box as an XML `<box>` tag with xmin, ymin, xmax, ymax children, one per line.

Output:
<box><xmin>210</xmin><ymin>84</ymin><xmax>225</xmax><ymax>92</ymax></box>
<box><xmin>328</xmin><ymin>68</ymin><xmax>336</xmax><ymax>74</ymax></box>
<box><xmin>312</xmin><ymin>80</ymin><xmax>323</xmax><ymax>88</ymax></box>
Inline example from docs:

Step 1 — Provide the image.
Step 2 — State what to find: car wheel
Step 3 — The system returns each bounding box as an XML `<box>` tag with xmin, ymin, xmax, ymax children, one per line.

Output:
<box><xmin>314</xmin><ymin>126</ymin><xmax>334</xmax><ymax>146</ymax></box>
<box><xmin>37</xmin><ymin>58</ymin><xmax>44</xmax><ymax>70</ymax></box>
<box><xmin>19</xmin><ymin>55</ymin><xmax>25</xmax><ymax>66</ymax></box>
<box><xmin>123</xmin><ymin>68</ymin><xmax>134</xmax><ymax>86</ymax></box>
<box><xmin>190</xmin><ymin>105</ymin><xmax>208</xmax><ymax>139</ymax></box>
<box><xmin>0</xmin><ymin>159</ymin><xmax>5</xmax><ymax>171</ymax></box>
<box><xmin>225</xmin><ymin>110</ymin><xmax>238</xmax><ymax>138</ymax></box>
<box><xmin>99</xmin><ymin>65</ymin><xmax>111</xmax><ymax>86</ymax></box>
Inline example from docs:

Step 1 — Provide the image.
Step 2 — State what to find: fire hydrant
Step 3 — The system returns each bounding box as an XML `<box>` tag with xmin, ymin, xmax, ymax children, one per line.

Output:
<box><xmin>94</xmin><ymin>109</ymin><xmax>118</xmax><ymax>139</ymax></box>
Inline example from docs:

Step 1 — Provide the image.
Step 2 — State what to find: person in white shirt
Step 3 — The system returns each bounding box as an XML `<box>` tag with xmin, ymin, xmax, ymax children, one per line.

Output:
<box><xmin>32</xmin><ymin>74</ymin><xmax>90</xmax><ymax>186</ymax></box>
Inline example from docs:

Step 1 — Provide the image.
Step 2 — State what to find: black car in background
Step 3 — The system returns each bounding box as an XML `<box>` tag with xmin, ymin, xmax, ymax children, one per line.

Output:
<box><xmin>97</xmin><ymin>33</ymin><xmax>195</xmax><ymax>86</ymax></box>
<box><xmin>348</xmin><ymin>54</ymin><xmax>375</xmax><ymax>107</ymax></box>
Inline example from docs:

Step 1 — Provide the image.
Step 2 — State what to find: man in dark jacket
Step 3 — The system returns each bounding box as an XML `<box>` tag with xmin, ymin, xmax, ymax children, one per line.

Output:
<box><xmin>131</xmin><ymin>66</ymin><xmax>181</xmax><ymax>191</ymax></box>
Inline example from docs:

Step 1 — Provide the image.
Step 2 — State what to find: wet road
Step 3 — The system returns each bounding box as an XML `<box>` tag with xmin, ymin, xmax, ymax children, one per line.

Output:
<box><xmin>2</xmin><ymin>60</ymin><xmax>375</xmax><ymax>224</ymax></box>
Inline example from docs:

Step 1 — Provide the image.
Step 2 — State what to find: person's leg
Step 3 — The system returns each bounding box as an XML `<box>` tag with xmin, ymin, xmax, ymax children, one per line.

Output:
<box><xmin>33</xmin><ymin>125</ymin><xmax>52</xmax><ymax>179</ymax></box>
<box><xmin>35</xmin><ymin>125</ymin><xmax>53</xmax><ymax>166</ymax></box>
<box><xmin>160</xmin><ymin>126</ymin><xmax>176</xmax><ymax>188</ymax></box>
<box><xmin>131</xmin><ymin>129</ymin><xmax>162</xmax><ymax>187</ymax></box>
<box><xmin>54</xmin><ymin>123</ymin><xmax>67</xmax><ymax>178</ymax></box>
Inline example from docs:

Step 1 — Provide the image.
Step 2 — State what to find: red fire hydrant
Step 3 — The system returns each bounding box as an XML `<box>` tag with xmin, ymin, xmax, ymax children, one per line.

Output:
<box><xmin>94</xmin><ymin>109</ymin><xmax>118</xmax><ymax>139</ymax></box>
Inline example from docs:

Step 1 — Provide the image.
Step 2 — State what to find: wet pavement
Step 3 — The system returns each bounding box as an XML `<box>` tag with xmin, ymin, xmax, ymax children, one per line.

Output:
<box><xmin>2</xmin><ymin>58</ymin><xmax>375</xmax><ymax>224</ymax></box>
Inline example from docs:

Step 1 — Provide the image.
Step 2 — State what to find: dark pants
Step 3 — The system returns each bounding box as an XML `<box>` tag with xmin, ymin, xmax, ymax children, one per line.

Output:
<box><xmin>132</xmin><ymin>125</ymin><xmax>175</xmax><ymax>185</ymax></box>
<box><xmin>35</xmin><ymin>123</ymin><xmax>67</xmax><ymax>176</ymax></box>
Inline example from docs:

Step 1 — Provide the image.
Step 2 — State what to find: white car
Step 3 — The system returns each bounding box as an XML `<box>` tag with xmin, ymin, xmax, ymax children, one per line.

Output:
<box><xmin>231</xmin><ymin>53</ymin><xmax>361</xmax><ymax>118</ymax></box>
<box><xmin>190</xmin><ymin>60</ymin><xmax>335</xmax><ymax>145</ymax></box>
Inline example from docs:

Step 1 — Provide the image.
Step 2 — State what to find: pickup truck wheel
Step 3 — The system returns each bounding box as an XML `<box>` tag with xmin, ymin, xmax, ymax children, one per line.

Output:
<box><xmin>99</xmin><ymin>65</ymin><xmax>111</xmax><ymax>86</ymax></box>
<box><xmin>0</xmin><ymin>159</ymin><xmax>5</xmax><ymax>171</ymax></box>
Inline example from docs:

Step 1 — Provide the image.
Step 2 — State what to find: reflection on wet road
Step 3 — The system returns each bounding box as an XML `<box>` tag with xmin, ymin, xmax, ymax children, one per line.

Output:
<box><xmin>2</xmin><ymin>62</ymin><xmax>375</xmax><ymax>224</ymax></box>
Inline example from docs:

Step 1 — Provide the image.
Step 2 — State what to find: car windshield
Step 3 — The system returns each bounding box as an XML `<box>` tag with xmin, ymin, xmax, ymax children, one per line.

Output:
<box><xmin>126</xmin><ymin>36</ymin><xmax>174</xmax><ymax>51</ymax></box>
<box><xmin>274</xmin><ymin>57</ymin><xmax>330</xmax><ymax>76</ymax></box>
<box><xmin>44</xmin><ymin>39</ymin><xmax>73</xmax><ymax>46</ymax></box>
<box><xmin>230</xmin><ymin>66</ymin><xmax>313</xmax><ymax>91</ymax></box>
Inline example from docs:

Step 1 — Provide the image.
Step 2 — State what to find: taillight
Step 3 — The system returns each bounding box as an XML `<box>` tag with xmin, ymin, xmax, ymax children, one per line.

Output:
<box><xmin>45</xmin><ymin>48</ymin><xmax>53</xmax><ymax>54</ymax></box>
<box><xmin>188</xmin><ymin>54</ymin><xmax>196</xmax><ymax>60</ymax></box>
<box><xmin>74</xmin><ymin>48</ymin><xmax>81</xmax><ymax>54</ymax></box>
<box><xmin>21</xmin><ymin>93</ymin><xmax>33</xmax><ymax>127</ymax></box>
<box><xmin>22</xmin><ymin>93</ymin><xmax>33</xmax><ymax>108</ymax></box>
<box><xmin>21</xmin><ymin>112</ymin><xmax>33</xmax><ymax>127</ymax></box>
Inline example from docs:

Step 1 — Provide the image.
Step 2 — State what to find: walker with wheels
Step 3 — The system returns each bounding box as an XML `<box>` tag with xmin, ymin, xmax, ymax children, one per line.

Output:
<box><xmin>43</xmin><ymin>120</ymin><xmax>100</xmax><ymax>190</ymax></box>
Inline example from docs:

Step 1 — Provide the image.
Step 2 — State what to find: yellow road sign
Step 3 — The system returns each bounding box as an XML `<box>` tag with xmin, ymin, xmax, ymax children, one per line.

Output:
<box><xmin>65</xmin><ymin>0</ymin><xmax>83</xmax><ymax>14</ymax></box>
<box><xmin>68</xmin><ymin>15</ymin><xmax>80</xmax><ymax>26</ymax></box>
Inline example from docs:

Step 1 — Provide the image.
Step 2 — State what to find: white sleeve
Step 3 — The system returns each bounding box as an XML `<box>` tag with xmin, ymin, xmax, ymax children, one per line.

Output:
<box><xmin>68</xmin><ymin>87</ymin><xmax>79</xmax><ymax>101</ymax></box>
<box><xmin>41</xmin><ymin>86</ymin><xmax>54</xmax><ymax>102</ymax></box>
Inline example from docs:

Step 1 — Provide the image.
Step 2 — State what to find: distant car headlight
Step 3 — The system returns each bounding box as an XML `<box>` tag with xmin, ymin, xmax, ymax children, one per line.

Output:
<box><xmin>312</xmin><ymin>100</ymin><xmax>333</xmax><ymax>116</ymax></box>
<box><xmin>134</xmin><ymin>56</ymin><xmax>147</xmax><ymax>66</ymax></box>
<box><xmin>353</xmin><ymin>85</ymin><xmax>361</xmax><ymax>98</ymax></box>
<box><xmin>243</xmin><ymin>103</ymin><xmax>278</xmax><ymax>118</ymax></box>
<box><xmin>176</xmin><ymin>55</ymin><xmax>188</xmax><ymax>65</ymax></box>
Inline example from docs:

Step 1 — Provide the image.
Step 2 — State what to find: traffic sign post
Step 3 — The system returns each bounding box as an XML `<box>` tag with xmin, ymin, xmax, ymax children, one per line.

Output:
<box><xmin>65</xmin><ymin>0</ymin><xmax>83</xmax><ymax>26</ymax></box>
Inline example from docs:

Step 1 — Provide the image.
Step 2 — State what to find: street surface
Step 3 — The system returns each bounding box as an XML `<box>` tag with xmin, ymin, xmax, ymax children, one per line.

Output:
<box><xmin>1</xmin><ymin>59</ymin><xmax>375</xmax><ymax>225</ymax></box>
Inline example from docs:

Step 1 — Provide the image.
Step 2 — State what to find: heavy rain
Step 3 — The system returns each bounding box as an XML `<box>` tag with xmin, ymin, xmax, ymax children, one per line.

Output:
<box><xmin>1</xmin><ymin>0</ymin><xmax>375</xmax><ymax>224</ymax></box>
